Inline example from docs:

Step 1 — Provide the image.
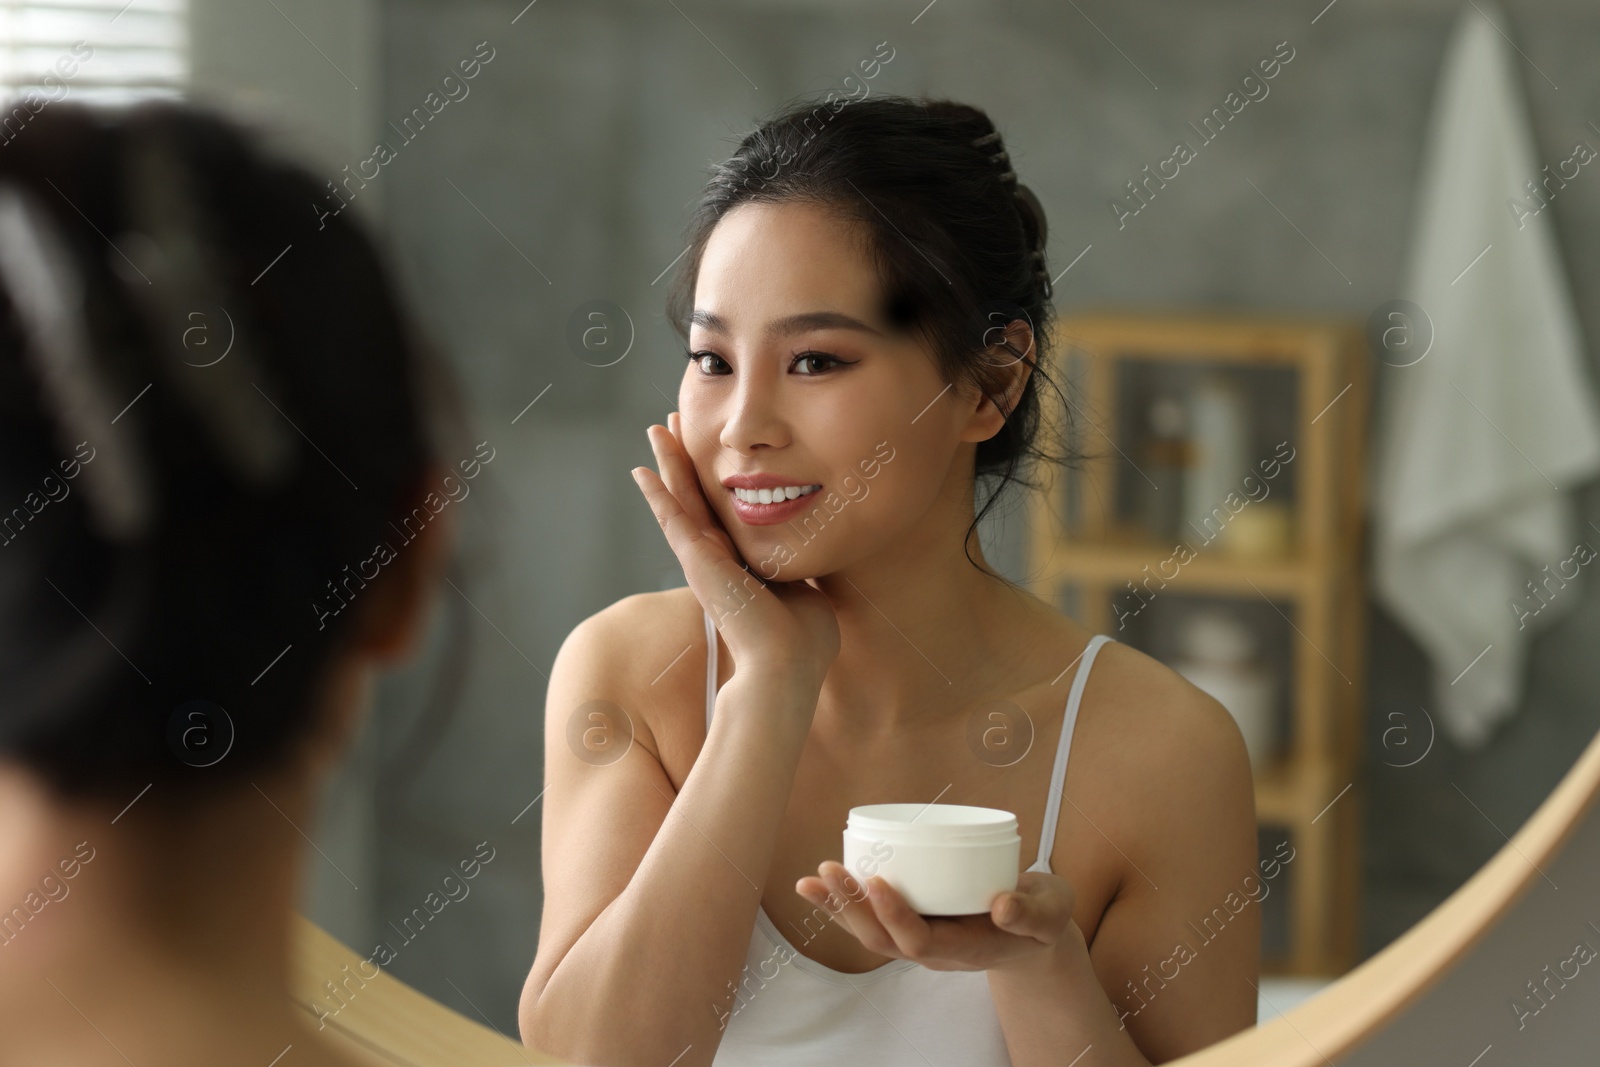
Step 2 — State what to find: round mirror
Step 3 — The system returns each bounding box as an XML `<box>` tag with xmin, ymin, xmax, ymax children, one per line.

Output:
<box><xmin>7</xmin><ymin>1</ymin><xmax>1597</xmax><ymax>1065</ymax></box>
<box><xmin>251</xmin><ymin>0</ymin><xmax>1600</xmax><ymax>1060</ymax></box>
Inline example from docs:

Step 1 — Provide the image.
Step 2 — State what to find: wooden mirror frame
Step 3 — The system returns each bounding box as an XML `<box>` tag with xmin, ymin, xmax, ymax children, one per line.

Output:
<box><xmin>290</xmin><ymin>725</ymin><xmax>1600</xmax><ymax>1065</ymax></box>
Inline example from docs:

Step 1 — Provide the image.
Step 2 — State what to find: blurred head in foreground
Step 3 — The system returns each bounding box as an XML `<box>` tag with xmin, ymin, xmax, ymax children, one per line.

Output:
<box><xmin>0</xmin><ymin>100</ymin><xmax>454</xmax><ymax>1067</ymax></box>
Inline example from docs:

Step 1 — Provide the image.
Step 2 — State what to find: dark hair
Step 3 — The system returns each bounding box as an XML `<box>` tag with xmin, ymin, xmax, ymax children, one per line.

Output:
<box><xmin>666</xmin><ymin>94</ymin><xmax>1075</xmax><ymax>574</ymax></box>
<box><xmin>0</xmin><ymin>101</ymin><xmax>456</xmax><ymax>801</ymax></box>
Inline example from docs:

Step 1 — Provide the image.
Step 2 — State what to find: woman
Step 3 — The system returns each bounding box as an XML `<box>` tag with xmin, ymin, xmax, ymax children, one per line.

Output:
<box><xmin>0</xmin><ymin>102</ymin><xmax>454</xmax><ymax>1066</ymax></box>
<box><xmin>521</xmin><ymin>97</ymin><xmax>1259</xmax><ymax>1066</ymax></box>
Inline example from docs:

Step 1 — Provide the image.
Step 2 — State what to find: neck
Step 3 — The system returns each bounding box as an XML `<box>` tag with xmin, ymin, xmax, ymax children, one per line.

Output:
<box><xmin>810</xmin><ymin>477</ymin><xmax>1055</xmax><ymax>731</ymax></box>
<box><xmin>0</xmin><ymin>761</ymin><xmax>350</xmax><ymax>1067</ymax></box>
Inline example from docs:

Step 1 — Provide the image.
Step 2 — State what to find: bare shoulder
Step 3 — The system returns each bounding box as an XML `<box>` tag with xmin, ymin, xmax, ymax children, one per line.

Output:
<box><xmin>1080</xmin><ymin>638</ymin><xmax>1252</xmax><ymax>786</ymax></box>
<box><xmin>1071</xmin><ymin>636</ymin><xmax>1256</xmax><ymax>858</ymax></box>
<box><xmin>561</xmin><ymin>585</ymin><xmax>703</xmax><ymax>664</ymax></box>
<box><xmin>550</xmin><ymin>586</ymin><xmax>710</xmax><ymax>778</ymax></box>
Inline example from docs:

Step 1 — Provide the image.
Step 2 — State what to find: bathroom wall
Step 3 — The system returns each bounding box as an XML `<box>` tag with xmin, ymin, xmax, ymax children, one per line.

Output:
<box><xmin>189</xmin><ymin>0</ymin><xmax>384</xmax><ymax>963</ymax></box>
<box><xmin>287</xmin><ymin>0</ymin><xmax>1600</xmax><ymax>1035</ymax></box>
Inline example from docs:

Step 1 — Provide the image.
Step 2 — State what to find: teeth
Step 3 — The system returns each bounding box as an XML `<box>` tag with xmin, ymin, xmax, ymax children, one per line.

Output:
<box><xmin>733</xmin><ymin>484</ymin><xmax>821</xmax><ymax>504</ymax></box>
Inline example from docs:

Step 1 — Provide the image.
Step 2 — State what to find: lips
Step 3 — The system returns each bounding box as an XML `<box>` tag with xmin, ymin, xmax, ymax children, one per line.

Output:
<box><xmin>726</xmin><ymin>482</ymin><xmax>825</xmax><ymax>526</ymax></box>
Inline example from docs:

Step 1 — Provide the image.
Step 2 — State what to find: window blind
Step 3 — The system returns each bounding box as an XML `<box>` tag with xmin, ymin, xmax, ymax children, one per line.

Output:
<box><xmin>0</xmin><ymin>0</ymin><xmax>186</xmax><ymax>105</ymax></box>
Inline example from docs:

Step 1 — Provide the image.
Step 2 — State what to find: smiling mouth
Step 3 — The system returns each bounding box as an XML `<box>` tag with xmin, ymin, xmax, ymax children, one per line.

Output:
<box><xmin>730</xmin><ymin>484</ymin><xmax>822</xmax><ymax>505</ymax></box>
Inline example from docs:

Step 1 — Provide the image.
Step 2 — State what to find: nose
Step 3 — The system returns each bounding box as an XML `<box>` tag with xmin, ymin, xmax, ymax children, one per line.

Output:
<box><xmin>718</xmin><ymin>369</ymin><xmax>791</xmax><ymax>454</ymax></box>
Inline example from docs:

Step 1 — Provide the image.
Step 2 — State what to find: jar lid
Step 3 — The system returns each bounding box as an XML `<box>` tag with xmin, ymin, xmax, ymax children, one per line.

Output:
<box><xmin>847</xmin><ymin>803</ymin><xmax>1018</xmax><ymax>843</ymax></box>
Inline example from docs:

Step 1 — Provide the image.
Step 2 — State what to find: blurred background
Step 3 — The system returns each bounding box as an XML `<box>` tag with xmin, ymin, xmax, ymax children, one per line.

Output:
<box><xmin>11</xmin><ymin>0</ymin><xmax>1600</xmax><ymax>1041</ymax></box>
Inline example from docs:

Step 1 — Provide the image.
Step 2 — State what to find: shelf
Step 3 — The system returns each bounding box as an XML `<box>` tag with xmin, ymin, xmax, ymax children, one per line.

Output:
<box><xmin>1253</xmin><ymin>756</ymin><xmax>1353</xmax><ymax>825</ymax></box>
<box><xmin>1030</xmin><ymin>309</ymin><xmax>1369</xmax><ymax>977</ymax></box>
<box><xmin>1044</xmin><ymin>536</ymin><xmax>1308</xmax><ymax>599</ymax></box>
<box><xmin>1057</xmin><ymin>310</ymin><xmax>1360</xmax><ymax>367</ymax></box>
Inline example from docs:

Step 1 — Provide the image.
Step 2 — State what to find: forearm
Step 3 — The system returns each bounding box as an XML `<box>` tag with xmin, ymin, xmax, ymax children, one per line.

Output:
<box><xmin>524</xmin><ymin>678</ymin><xmax>813</xmax><ymax>1066</ymax></box>
<box><xmin>987</xmin><ymin>928</ymin><xmax>1151</xmax><ymax>1067</ymax></box>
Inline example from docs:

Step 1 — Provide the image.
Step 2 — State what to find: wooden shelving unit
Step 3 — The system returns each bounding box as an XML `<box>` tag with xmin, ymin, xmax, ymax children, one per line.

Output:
<box><xmin>1025</xmin><ymin>310</ymin><xmax>1369</xmax><ymax>976</ymax></box>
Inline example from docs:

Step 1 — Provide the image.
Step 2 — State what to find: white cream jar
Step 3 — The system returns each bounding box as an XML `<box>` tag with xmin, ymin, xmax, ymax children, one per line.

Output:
<box><xmin>842</xmin><ymin>803</ymin><xmax>1021</xmax><ymax>916</ymax></box>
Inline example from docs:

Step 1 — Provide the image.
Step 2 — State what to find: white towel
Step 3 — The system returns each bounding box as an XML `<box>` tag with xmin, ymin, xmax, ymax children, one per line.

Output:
<box><xmin>1370</xmin><ymin>0</ymin><xmax>1600</xmax><ymax>748</ymax></box>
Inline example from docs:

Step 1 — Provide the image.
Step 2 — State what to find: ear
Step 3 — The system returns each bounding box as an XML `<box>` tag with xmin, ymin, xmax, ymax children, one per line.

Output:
<box><xmin>958</xmin><ymin>316</ymin><xmax>1036</xmax><ymax>444</ymax></box>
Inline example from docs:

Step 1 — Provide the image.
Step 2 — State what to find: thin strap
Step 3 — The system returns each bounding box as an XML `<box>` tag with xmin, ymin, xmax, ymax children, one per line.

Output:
<box><xmin>1035</xmin><ymin>634</ymin><xmax>1114</xmax><ymax>871</ymax></box>
<box><xmin>703</xmin><ymin>610</ymin><xmax>717</xmax><ymax>731</ymax></box>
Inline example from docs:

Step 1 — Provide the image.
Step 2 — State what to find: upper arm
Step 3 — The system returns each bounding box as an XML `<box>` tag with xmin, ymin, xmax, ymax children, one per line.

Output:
<box><xmin>1082</xmin><ymin>656</ymin><xmax>1260</xmax><ymax>1062</ymax></box>
<box><xmin>520</xmin><ymin>596</ymin><xmax>683</xmax><ymax>1014</ymax></box>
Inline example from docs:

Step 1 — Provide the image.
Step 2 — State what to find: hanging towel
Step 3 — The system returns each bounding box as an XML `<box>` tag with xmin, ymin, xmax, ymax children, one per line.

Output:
<box><xmin>1369</xmin><ymin>0</ymin><xmax>1600</xmax><ymax>748</ymax></box>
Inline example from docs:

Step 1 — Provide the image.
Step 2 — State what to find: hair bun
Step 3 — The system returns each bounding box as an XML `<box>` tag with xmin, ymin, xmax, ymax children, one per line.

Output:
<box><xmin>1012</xmin><ymin>182</ymin><xmax>1048</xmax><ymax>254</ymax></box>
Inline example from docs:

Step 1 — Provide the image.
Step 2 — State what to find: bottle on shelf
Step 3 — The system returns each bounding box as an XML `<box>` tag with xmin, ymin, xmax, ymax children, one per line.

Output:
<box><xmin>1172</xmin><ymin>608</ymin><xmax>1279</xmax><ymax>773</ymax></box>
<box><xmin>1137</xmin><ymin>391</ymin><xmax>1192</xmax><ymax>544</ymax></box>
<box><xmin>1182</xmin><ymin>373</ymin><xmax>1250</xmax><ymax>552</ymax></box>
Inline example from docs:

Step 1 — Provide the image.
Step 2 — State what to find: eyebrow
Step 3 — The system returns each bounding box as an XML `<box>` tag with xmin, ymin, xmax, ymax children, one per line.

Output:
<box><xmin>689</xmin><ymin>309</ymin><xmax>884</xmax><ymax>339</ymax></box>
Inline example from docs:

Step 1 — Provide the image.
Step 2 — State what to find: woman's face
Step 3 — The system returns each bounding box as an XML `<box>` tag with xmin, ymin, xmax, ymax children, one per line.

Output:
<box><xmin>679</xmin><ymin>199</ymin><xmax>988</xmax><ymax>581</ymax></box>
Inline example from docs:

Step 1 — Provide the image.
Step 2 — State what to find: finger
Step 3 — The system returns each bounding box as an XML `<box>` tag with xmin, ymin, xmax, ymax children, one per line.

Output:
<box><xmin>630</xmin><ymin>464</ymin><xmax>753</xmax><ymax>611</ymax></box>
<box><xmin>990</xmin><ymin>877</ymin><xmax>1072</xmax><ymax>944</ymax></box>
<box><xmin>656</xmin><ymin>418</ymin><xmax>740</xmax><ymax>559</ymax></box>
<box><xmin>796</xmin><ymin>877</ymin><xmax>841</xmax><ymax>919</ymax></box>
<box><xmin>989</xmin><ymin>891</ymin><xmax>1035</xmax><ymax>935</ymax></box>
<box><xmin>795</xmin><ymin>875</ymin><xmax>828</xmax><ymax>902</ymax></box>
<box><xmin>864</xmin><ymin>878</ymin><xmax>1029</xmax><ymax>970</ymax></box>
<box><xmin>652</xmin><ymin>419</ymin><xmax>712</xmax><ymax>532</ymax></box>
<box><xmin>816</xmin><ymin>862</ymin><xmax>900</xmax><ymax>957</ymax></box>
<box><xmin>666</xmin><ymin>414</ymin><xmax>745</xmax><ymax>561</ymax></box>
<box><xmin>638</xmin><ymin>424</ymin><xmax>736</xmax><ymax>564</ymax></box>
<box><xmin>860</xmin><ymin>875</ymin><xmax>937</xmax><ymax>960</ymax></box>
<box><xmin>811</xmin><ymin>862</ymin><xmax>864</xmax><ymax>917</ymax></box>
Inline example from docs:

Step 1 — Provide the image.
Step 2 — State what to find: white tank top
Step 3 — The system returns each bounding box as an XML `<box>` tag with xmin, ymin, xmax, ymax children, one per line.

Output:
<box><xmin>700</xmin><ymin>610</ymin><xmax>1115</xmax><ymax>1066</ymax></box>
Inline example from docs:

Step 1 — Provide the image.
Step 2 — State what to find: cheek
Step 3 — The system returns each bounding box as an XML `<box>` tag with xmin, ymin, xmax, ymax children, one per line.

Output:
<box><xmin>676</xmin><ymin>381</ymin><xmax>719</xmax><ymax>475</ymax></box>
<box><xmin>677</xmin><ymin>375</ymin><xmax>709</xmax><ymax>436</ymax></box>
<box><xmin>675</xmin><ymin>415</ymin><xmax>744</xmax><ymax>533</ymax></box>
<box><xmin>814</xmin><ymin>379</ymin><xmax>960</xmax><ymax>512</ymax></box>
<box><xmin>810</xmin><ymin>365</ymin><xmax>921</xmax><ymax>449</ymax></box>
<box><xmin>859</xmin><ymin>435</ymin><xmax>953</xmax><ymax>520</ymax></box>
<box><xmin>679</xmin><ymin>420</ymin><xmax>721</xmax><ymax>496</ymax></box>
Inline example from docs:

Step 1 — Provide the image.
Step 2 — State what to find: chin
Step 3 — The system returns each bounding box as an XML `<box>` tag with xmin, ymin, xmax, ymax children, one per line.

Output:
<box><xmin>734</xmin><ymin>530</ymin><xmax>845</xmax><ymax>583</ymax></box>
<box><xmin>732</xmin><ymin>491</ymin><xmax>918</xmax><ymax>583</ymax></box>
<box><xmin>754</xmin><ymin>556</ymin><xmax>835</xmax><ymax>583</ymax></box>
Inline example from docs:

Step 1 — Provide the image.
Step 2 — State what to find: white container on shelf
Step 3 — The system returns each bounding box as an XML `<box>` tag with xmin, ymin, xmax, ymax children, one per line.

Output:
<box><xmin>1183</xmin><ymin>373</ymin><xmax>1250</xmax><ymax>549</ymax></box>
<box><xmin>842</xmin><ymin>803</ymin><xmax>1020</xmax><ymax>916</ymax></box>
<box><xmin>1172</xmin><ymin>610</ymin><xmax>1279</xmax><ymax>772</ymax></box>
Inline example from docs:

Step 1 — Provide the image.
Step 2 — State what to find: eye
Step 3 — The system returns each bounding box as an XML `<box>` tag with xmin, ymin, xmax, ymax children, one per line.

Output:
<box><xmin>685</xmin><ymin>349</ymin><xmax>730</xmax><ymax>376</ymax></box>
<box><xmin>791</xmin><ymin>350</ymin><xmax>852</xmax><ymax>375</ymax></box>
